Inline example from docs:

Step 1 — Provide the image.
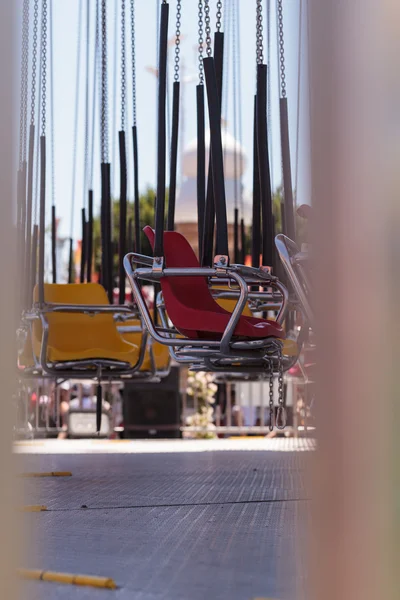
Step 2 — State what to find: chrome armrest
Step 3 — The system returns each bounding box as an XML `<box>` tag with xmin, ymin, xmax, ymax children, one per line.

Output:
<box><xmin>124</xmin><ymin>253</ymin><xmax>250</xmax><ymax>353</ymax></box>
<box><xmin>130</xmin><ymin>252</ymin><xmax>154</xmax><ymax>266</ymax></box>
<box><xmin>37</xmin><ymin>303</ymin><xmax>134</xmax><ymax>315</ymax></box>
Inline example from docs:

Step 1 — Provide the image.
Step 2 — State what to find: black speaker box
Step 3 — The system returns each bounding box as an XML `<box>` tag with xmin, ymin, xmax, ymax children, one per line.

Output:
<box><xmin>123</xmin><ymin>367</ymin><xmax>181</xmax><ymax>438</ymax></box>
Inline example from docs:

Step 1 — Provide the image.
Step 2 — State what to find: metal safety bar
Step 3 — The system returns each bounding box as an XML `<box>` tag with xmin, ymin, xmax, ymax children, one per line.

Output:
<box><xmin>275</xmin><ymin>234</ymin><xmax>314</xmax><ymax>324</ymax></box>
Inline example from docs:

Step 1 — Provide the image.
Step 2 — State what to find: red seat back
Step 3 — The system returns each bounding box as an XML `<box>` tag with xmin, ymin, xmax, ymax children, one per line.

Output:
<box><xmin>142</xmin><ymin>226</ymin><xmax>284</xmax><ymax>341</ymax></box>
<box><xmin>143</xmin><ymin>226</ymin><xmax>224</xmax><ymax>314</ymax></box>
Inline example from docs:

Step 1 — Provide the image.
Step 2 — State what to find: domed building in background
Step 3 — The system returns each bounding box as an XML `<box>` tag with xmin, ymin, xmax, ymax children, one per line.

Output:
<box><xmin>175</xmin><ymin>129</ymin><xmax>251</xmax><ymax>257</ymax></box>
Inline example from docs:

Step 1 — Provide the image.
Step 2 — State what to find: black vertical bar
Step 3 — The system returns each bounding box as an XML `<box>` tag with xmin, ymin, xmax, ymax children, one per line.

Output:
<box><xmin>196</xmin><ymin>84</ymin><xmax>205</xmax><ymax>259</ymax></box>
<box><xmin>252</xmin><ymin>96</ymin><xmax>261</xmax><ymax>268</ymax></box>
<box><xmin>100</xmin><ymin>162</ymin><xmax>110</xmax><ymax>296</ymax></box>
<box><xmin>26</xmin><ymin>124</ymin><xmax>35</xmax><ymax>305</ymax></box>
<box><xmin>100</xmin><ymin>166</ymin><xmax>106</xmax><ymax>287</ymax></box>
<box><xmin>80</xmin><ymin>208</ymin><xmax>86</xmax><ymax>283</ymax></box>
<box><xmin>105</xmin><ymin>163</ymin><xmax>113</xmax><ymax>303</ymax></box>
<box><xmin>68</xmin><ymin>238</ymin><xmax>73</xmax><ymax>284</ymax></box>
<box><xmin>280</xmin><ymin>97</ymin><xmax>296</xmax><ymax>241</ymax></box>
<box><xmin>19</xmin><ymin>163</ymin><xmax>27</xmax><ymax>270</ymax></box>
<box><xmin>256</xmin><ymin>64</ymin><xmax>274</xmax><ymax>267</ymax></box>
<box><xmin>17</xmin><ymin>167</ymin><xmax>27</xmax><ymax>308</ymax></box>
<box><xmin>30</xmin><ymin>225</ymin><xmax>38</xmax><ymax>300</ymax></box>
<box><xmin>51</xmin><ymin>205</ymin><xmax>57</xmax><ymax>283</ymax></box>
<box><xmin>132</xmin><ymin>125</ymin><xmax>141</xmax><ymax>254</ymax></box>
<box><xmin>201</xmin><ymin>175</ymin><xmax>215</xmax><ymax>266</ymax></box>
<box><xmin>280</xmin><ymin>199</ymin><xmax>286</xmax><ymax>237</ymax></box>
<box><xmin>167</xmin><ymin>80</ymin><xmax>180</xmax><ymax>231</ymax></box>
<box><xmin>202</xmin><ymin>32</ymin><xmax>224</xmax><ymax>266</ymax></box>
<box><xmin>96</xmin><ymin>383</ymin><xmax>102</xmax><ymax>433</ymax></box>
<box><xmin>38</xmin><ymin>136</ymin><xmax>46</xmax><ymax>305</ymax></box>
<box><xmin>127</xmin><ymin>218</ymin><xmax>133</xmax><ymax>250</ymax></box>
<box><xmin>203</xmin><ymin>56</ymin><xmax>228</xmax><ymax>258</ymax></box>
<box><xmin>87</xmin><ymin>189</ymin><xmax>93</xmax><ymax>282</ymax></box>
<box><xmin>214</xmin><ymin>32</ymin><xmax>224</xmax><ymax>101</ymax></box>
<box><xmin>234</xmin><ymin>208</ymin><xmax>239</xmax><ymax>263</ymax></box>
<box><xmin>153</xmin><ymin>2</ymin><xmax>169</xmax><ymax>258</ymax></box>
<box><xmin>240</xmin><ymin>218</ymin><xmax>246</xmax><ymax>264</ymax></box>
<box><xmin>119</xmin><ymin>130</ymin><xmax>127</xmax><ymax>304</ymax></box>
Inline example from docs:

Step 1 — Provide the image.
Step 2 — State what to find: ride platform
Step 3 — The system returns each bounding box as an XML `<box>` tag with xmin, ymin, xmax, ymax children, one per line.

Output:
<box><xmin>15</xmin><ymin>438</ymin><xmax>313</xmax><ymax>599</ymax></box>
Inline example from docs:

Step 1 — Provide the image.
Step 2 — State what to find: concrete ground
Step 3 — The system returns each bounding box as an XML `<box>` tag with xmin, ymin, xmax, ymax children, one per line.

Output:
<box><xmin>16</xmin><ymin>438</ymin><xmax>313</xmax><ymax>600</ymax></box>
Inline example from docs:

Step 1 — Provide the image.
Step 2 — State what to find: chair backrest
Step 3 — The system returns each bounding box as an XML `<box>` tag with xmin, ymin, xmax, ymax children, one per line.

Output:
<box><xmin>275</xmin><ymin>234</ymin><xmax>313</xmax><ymax>324</ymax></box>
<box><xmin>34</xmin><ymin>282</ymin><xmax>110</xmax><ymax>305</ymax></box>
<box><xmin>143</xmin><ymin>226</ymin><xmax>223</xmax><ymax>314</ymax></box>
<box><xmin>32</xmin><ymin>283</ymin><xmax>120</xmax><ymax>355</ymax></box>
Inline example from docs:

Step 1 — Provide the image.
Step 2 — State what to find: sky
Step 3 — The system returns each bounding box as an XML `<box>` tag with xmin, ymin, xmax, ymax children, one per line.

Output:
<box><xmin>21</xmin><ymin>0</ymin><xmax>311</xmax><ymax>243</ymax></box>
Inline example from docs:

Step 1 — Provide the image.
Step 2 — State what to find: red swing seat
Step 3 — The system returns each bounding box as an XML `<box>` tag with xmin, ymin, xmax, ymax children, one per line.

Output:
<box><xmin>143</xmin><ymin>226</ymin><xmax>284</xmax><ymax>341</ymax></box>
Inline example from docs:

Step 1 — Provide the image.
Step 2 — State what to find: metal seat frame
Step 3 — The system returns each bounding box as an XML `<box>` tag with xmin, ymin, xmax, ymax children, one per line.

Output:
<box><xmin>124</xmin><ymin>251</ymin><xmax>295</xmax><ymax>375</ymax></box>
<box><xmin>275</xmin><ymin>234</ymin><xmax>314</xmax><ymax>325</ymax></box>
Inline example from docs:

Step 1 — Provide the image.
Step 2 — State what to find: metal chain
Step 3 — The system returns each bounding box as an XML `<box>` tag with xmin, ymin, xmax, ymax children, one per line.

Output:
<box><xmin>268</xmin><ymin>359</ymin><xmax>274</xmax><ymax>432</ymax></box>
<box><xmin>204</xmin><ymin>0</ymin><xmax>211</xmax><ymax>57</ymax></box>
<box><xmin>40</xmin><ymin>0</ymin><xmax>48</xmax><ymax>137</ymax></box>
<box><xmin>130</xmin><ymin>0</ymin><xmax>137</xmax><ymax>126</ymax></box>
<box><xmin>256</xmin><ymin>0</ymin><xmax>263</xmax><ymax>65</ymax></box>
<box><xmin>174</xmin><ymin>0</ymin><xmax>181</xmax><ymax>82</ymax></box>
<box><xmin>198</xmin><ymin>0</ymin><xmax>204</xmax><ymax>84</ymax></box>
<box><xmin>121</xmin><ymin>0</ymin><xmax>126</xmax><ymax>130</ymax></box>
<box><xmin>19</xmin><ymin>0</ymin><xmax>30</xmax><ymax>167</ymax></box>
<box><xmin>31</xmin><ymin>0</ymin><xmax>39</xmax><ymax>126</ymax></box>
<box><xmin>277</xmin><ymin>0</ymin><xmax>286</xmax><ymax>97</ymax></box>
<box><xmin>216</xmin><ymin>0</ymin><xmax>222</xmax><ymax>32</ymax></box>
<box><xmin>101</xmin><ymin>0</ymin><xmax>109</xmax><ymax>162</ymax></box>
<box><xmin>276</xmin><ymin>348</ymin><xmax>287</xmax><ymax>429</ymax></box>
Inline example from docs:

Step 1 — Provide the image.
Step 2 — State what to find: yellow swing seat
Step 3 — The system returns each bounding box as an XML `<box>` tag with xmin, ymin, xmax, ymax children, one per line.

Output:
<box><xmin>122</xmin><ymin>319</ymin><xmax>170</xmax><ymax>371</ymax></box>
<box><xmin>33</xmin><ymin>283</ymin><xmax>140</xmax><ymax>366</ymax></box>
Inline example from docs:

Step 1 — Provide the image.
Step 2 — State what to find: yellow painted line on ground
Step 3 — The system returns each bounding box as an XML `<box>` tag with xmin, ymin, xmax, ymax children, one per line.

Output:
<box><xmin>18</xmin><ymin>568</ymin><xmax>117</xmax><ymax>589</ymax></box>
<box><xmin>19</xmin><ymin>471</ymin><xmax>72</xmax><ymax>478</ymax></box>
<box><xmin>19</xmin><ymin>505</ymin><xmax>48</xmax><ymax>512</ymax></box>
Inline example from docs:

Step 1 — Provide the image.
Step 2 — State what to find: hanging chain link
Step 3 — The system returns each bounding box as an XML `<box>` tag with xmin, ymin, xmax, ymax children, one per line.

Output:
<box><xmin>268</xmin><ymin>358</ymin><xmax>274</xmax><ymax>432</ymax></box>
<box><xmin>41</xmin><ymin>0</ymin><xmax>48</xmax><ymax>137</ymax></box>
<box><xmin>256</xmin><ymin>0</ymin><xmax>263</xmax><ymax>65</ymax></box>
<box><xmin>121</xmin><ymin>0</ymin><xmax>126</xmax><ymax>130</ymax></box>
<box><xmin>19</xmin><ymin>0</ymin><xmax>30</xmax><ymax>167</ymax></box>
<box><xmin>31</xmin><ymin>0</ymin><xmax>39</xmax><ymax>126</ymax></box>
<box><xmin>216</xmin><ymin>0</ymin><xmax>222</xmax><ymax>32</ymax></box>
<box><xmin>174</xmin><ymin>0</ymin><xmax>181</xmax><ymax>83</ymax></box>
<box><xmin>204</xmin><ymin>0</ymin><xmax>211</xmax><ymax>57</ymax></box>
<box><xmin>101</xmin><ymin>0</ymin><xmax>109</xmax><ymax>162</ymax></box>
<box><xmin>198</xmin><ymin>0</ymin><xmax>204</xmax><ymax>84</ymax></box>
<box><xmin>130</xmin><ymin>0</ymin><xmax>137</xmax><ymax>127</ymax></box>
<box><xmin>276</xmin><ymin>348</ymin><xmax>287</xmax><ymax>429</ymax></box>
<box><xmin>277</xmin><ymin>0</ymin><xmax>286</xmax><ymax>97</ymax></box>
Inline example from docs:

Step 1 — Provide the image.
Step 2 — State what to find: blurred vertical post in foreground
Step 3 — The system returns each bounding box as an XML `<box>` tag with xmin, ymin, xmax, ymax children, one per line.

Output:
<box><xmin>0</xmin><ymin>1</ymin><xmax>19</xmax><ymax>598</ymax></box>
<box><xmin>309</xmin><ymin>1</ymin><xmax>400</xmax><ymax>599</ymax></box>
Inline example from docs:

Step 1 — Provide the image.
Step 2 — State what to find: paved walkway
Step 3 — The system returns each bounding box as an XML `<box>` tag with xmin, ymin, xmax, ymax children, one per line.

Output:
<box><xmin>17</xmin><ymin>439</ymin><xmax>311</xmax><ymax>599</ymax></box>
